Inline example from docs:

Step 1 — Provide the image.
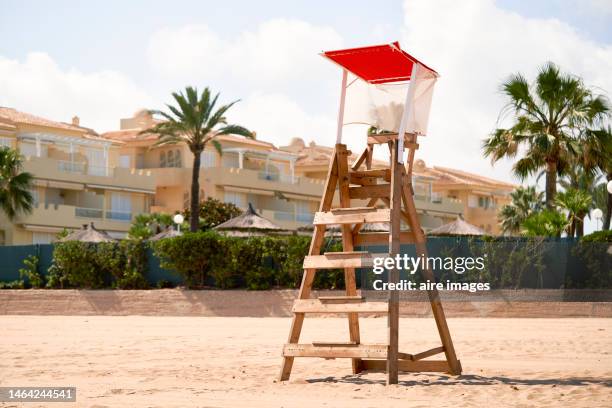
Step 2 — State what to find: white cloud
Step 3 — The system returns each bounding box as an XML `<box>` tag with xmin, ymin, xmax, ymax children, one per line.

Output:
<box><xmin>228</xmin><ymin>92</ymin><xmax>336</xmax><ymax>148</ymax></box>
<box><xmin>147</xmin><ymin>19</ymin><xmax>343</xmax><ymax>87</ymax></box>
<box><xmin>0</xmin><ymin>52</ymin><xmax>153</xmax><ymax>132</ymax></box>
<box><xmin>147</xmin><ymin>18</ymin><xmax>345</xmax><ymax>148</ymax></box>
<box><xmin>400</xmin><ymin>0</ymin><xmax>612</xmax><ymax>183</ymax></box>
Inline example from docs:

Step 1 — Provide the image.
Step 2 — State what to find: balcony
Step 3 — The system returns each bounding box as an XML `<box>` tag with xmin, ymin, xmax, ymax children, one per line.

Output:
<box><xmin>257</xmin><ymin>171</ymin><xmax>299</xmax><ymax>184</ymax></box>
<box><xmin>23</xmin><ymin>156</ymin><xmax>155</xmax><ymax>192</ymax></box>
<box><xmin>17</xmin><ymin>204</ymin><xmax>138</xmax><ymax>232</ymax></box>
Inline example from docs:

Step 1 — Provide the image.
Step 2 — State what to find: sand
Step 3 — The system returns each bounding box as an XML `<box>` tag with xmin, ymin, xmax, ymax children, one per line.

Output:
<box><xmin>1</xmin><ymin>315</ymin><xmax>611</xmax><ymax>408</ymax></box>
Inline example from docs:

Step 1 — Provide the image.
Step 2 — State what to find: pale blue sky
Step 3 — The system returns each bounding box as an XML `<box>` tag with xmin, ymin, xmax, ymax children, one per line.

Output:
<box><xmin>1</xmin><ymin>0</ymin><xmax>610</xmax><ymax>233</ymax></box>
<box><xmin>1</xmin><ymin>0</ymin><xmax>609</xmax><ymax>103</ymax></box>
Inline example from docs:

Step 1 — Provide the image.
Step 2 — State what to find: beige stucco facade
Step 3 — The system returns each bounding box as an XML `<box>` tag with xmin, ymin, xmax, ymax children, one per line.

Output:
<box><xmin>0</xmin><ymin>108</ymin><xmax>155</xmax><ymax>245</ymax></box>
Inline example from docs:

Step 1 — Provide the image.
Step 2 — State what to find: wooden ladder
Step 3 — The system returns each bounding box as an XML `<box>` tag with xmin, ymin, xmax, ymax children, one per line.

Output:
<box><xmin>279</xmin><ymin>134</ymin><xmax>461</xmax><ymax>385</ymax></box>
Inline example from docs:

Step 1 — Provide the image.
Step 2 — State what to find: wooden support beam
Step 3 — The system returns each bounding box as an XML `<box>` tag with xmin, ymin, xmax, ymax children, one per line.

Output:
<box><xmin>361</xmin><ymin>359</ymin><xmax>452</xmax><ymax>373</ymax></box>
<box><xmin>292</xmin><ymin>299</ymin><xmax>389</xmax><ymax>314</ymax></box>
<box><xmin>353</xmin><ymin>231</ymin><xmax>415</xmax><ymax>246</ymax></box>
<box><xmin>351</xmin><ymin>147</ymin><xmax>368</xmax><ymax>170</ymax></box>
<box><xmin>303</xmin><ymin>251</ymin><xmax>379</xmax><ymax>269</ymax></box>
<box><xmin>349</xmin><ymin>184</ymin><xmax>390</xmax><ymax>199</ymax></box>
<box><xmin>283</xmin><ymin>344</ymin><xmax>388</xmax><ymax>359</ymax></box>
<box><xmin>412</xmin><ymin>346</ymin><xmax>445</xmax><ymax>361</ymax></box>
<box><xmin>313</xmin><ymin>208</ymin><xmax>390</xmax><ymax>225</ymax></box>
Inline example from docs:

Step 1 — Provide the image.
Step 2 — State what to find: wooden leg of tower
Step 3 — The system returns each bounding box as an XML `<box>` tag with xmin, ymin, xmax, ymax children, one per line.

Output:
<box><xmin>336</xmin><ymin>144</ymin><xmax>363</xmax><ymax>373</ymax></box>
<box><xmin>279</xmin><ymin>150</ymin><xmax>339</xmax><ymax>381</ymax></box>
<box><xmin>386</xmin><ymin>139</ymin><xmax>402</xmax><ymax>385</ymax></box>
<box><xmin>400</xmin><ymin>181</ymin><xmax>462</xmax><ymax>375</ymax></box>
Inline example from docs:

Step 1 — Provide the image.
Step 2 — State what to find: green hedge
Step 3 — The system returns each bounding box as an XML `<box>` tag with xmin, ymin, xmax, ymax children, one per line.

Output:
<box><xmin>48</xmin><ymin>240</ymin><xmax>149</xmax><ymax>289</ymax></box>
<box><xmin>151</xmin><ymin>232</ymin><xmax>345</xmax><ymax>290</ymax></box>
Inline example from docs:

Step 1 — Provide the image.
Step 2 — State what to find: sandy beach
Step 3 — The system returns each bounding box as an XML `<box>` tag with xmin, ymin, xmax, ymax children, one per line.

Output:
<box><xmin>1</xmin><ymin>314</ymin><xmax>611</xmax><ymax>408</ymax></box>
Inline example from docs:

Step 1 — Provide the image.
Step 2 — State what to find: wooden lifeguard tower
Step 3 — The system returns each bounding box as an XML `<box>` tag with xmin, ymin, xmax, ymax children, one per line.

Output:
<box><xmin>279</xmin><ymin>42</ymin><xmax>461</xmax><ymax>385</ymax></box>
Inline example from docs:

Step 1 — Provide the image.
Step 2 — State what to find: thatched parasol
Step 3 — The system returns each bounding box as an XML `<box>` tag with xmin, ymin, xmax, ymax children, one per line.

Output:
<box><xmin>428</xmin><ymin>217</ymin><xmax>486</xmax><ymax>236</ymax></box>
<box><xmin>149</xmin><ymin>228</ymin><xmax>182</xmax><ymax>241</ymax></box>
<box><xmin>60</xmin><ymin>222</ymin><xmax>115</xmax><ymax>242</ymax></box>
<box><xmin>214</xmin><ymin>203</ymin><xmax>287</xmax><ymax>236</ymax></box>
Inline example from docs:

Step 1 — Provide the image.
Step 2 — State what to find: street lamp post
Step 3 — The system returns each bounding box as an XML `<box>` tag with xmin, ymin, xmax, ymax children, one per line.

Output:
<box><xmin>173</xmin><ymin>213</ymin><xmax>185</xmax><ymax>233</ymax></box>
<box><xmin>592</xmin><ymin>208</ymin><xmax>603</xmax><ymax>231</ymax></box>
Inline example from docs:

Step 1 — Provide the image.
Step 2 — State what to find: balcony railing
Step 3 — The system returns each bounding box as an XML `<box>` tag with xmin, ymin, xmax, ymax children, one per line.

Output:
<box><xmin>257</xmin><ymin>171</ymin><xmax>299</xmax><ymax>184</ymax></box>
<box><xmin>272</xmin><ymin>211</ymin><xmax>314</xmax><ymax>223</ymax></box>
<box><xmin>75</xmin><ymin>207</ymin><xmax>132</xmax><ymax>222</ymax></box>
<box><xmin>105</xmin><ymin>210</ymin><xmax>132</xmax><ymax>222</ymax></box>
<box><xmin>56</xmin><ymin>160</ymin><xmax>113</xmax><ymax>177</ymax></box>
<box><xmin>75</xmin><ymin>207</ymin><xmax>103</xmax><ymax>219</ymax></box>
<box><xmin>58</xmin><ymin>160</ymin><xmax>85</xmax><ymax>174</ymax></box>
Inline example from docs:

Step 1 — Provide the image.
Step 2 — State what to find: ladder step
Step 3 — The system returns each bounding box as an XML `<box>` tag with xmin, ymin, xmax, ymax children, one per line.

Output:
<box><xmin>367</xmin><ymin>133</ymin><xmax>419</xmax><ymax>150</ymax></box>
<box><xmin>349</xmin><ymin>169</ymin><xmax>391</xmax><ymax>184</ymax></box>
<box><xmin>313</xmin><ymin>208</ymin><xmax>390</xmax><ymax>225</ymax></box>
<box><xmin>353</xmin><ymin>231</ymin><xmax>416</xmax><ymax>245</ymax></box>
<box><xmin>292</xmin><ymin>299</ymin><xmax>388</xmax><ymax>313</ymax></box>
<box><xmin>283</xmin><ymin>343</ymin><xmax>388</xmax><ymax>359</ymax></box>
<box><xmin>361</xmin><ymin>359</ymin><xmax>452</xmax><ymax>373</ymax></box>
<box><xmin>303</xmin><ymin>251</ymin><xmax>385</xmax><ymax>269</ymax></box>
<box><xmin>317</xmin><ymin>295</ymin><xmax>363</xmax><ymax>302</ymax></box>
<box><xmin>349</xmin><ymin>184</ymin><xmax>390</xmax><ymax>199</ymax></box>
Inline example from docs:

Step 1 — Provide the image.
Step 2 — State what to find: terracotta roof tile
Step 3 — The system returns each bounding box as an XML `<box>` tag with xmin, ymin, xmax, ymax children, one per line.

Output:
<box><xmin>0</xmin><ymin>107</ymin><xmax>83</xmax><ymax>132</ymax></box>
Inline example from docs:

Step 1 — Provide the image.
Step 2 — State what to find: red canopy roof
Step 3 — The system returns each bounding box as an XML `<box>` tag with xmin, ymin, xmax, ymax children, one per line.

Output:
<box><xmin>322</xmin><ymin>42</ymin><xmax>438</xmax><ymax>84</ymax></box>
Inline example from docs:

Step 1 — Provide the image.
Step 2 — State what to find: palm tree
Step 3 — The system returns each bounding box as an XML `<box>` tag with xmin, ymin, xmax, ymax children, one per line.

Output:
<box><xmin>521</xmin><ymin>209</ymin><xmax>568</xmax><ymax>237</ymax></box>
<box><xmin>558</xmin><ymin>166</ymin><xmax>601</xmax><ymax>236</ymax></box>
<box><xmin>498</xmin><ymin>186</ymin><xmax>543</xmax><ymax>234</ymax></box>
<box><xmin>555</xmin><ymin>188</ymin><xmax>592</xmax><ymax>237</ymax></box>
<box><xmin>0</xmin><ymin>146</ymin><xmax>34</xmax><ymax>220</ymax></box>
<box><xmin>483</xmin><ymin>63</ymin><xmax>609</xmax><ymax>209</ymax></box>
<box><xmin>581</xmin><ymin>126</ymin><xmax>612</xmax><ymax>230</ymax></box>
<box><xmin>142</xmin><ymin>87</ymin><xmax>252</xmax><ymax>232</ymax></box>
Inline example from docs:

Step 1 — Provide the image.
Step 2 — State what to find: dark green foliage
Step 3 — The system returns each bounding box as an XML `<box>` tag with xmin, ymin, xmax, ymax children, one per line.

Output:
<box><xmin>152</xmin><ymin>231</ymin><xmax>223</xmax><ymax>288</ymax></box>
<box><xmin>18</xmin><ymin>255</ymin><xmax>44</xmax><ymax>288</ymax></box>
<box><xmin>580</xmin><ymin>230</ymin><xmax>612</xmax><ymax>243</ymax></box>
<box><xmin>152</xmin><ymin>232</ymin><xmax>345</xmax><ymax>290</ymax></box>
<box><xmin>128</xmin><ymin>213</ymin><xmax>174</xmax><ymax>239</ymax></box>
<box><xmin>47</xmin><ymin>240</ymin><xmax>149</xmax><ymax>289</ymax></box>
<box><xmin>183</xmin><ymin>198</ymin><xmax>243</xmax><ymax>230</ymax></box>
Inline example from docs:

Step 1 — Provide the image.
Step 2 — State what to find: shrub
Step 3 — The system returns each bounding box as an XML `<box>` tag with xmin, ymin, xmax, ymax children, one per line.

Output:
<box><xmin>19</xmin><ymin>254</ymin><xmax>44</xmax><ymax>288</ymax></box>
<box><xmin>152</xmin><ymin>231</ymin><xmax>223</xmax><ymax>288</ymax></box>
<box><xmin>580</xmin><ymin>230</ymin><xmax>612</xmax><ymax>243</ymax></box>
<box><xmin>48</xmin><ymin>240</ymin><xmax>148</xmax><ymax>289</ymax></box>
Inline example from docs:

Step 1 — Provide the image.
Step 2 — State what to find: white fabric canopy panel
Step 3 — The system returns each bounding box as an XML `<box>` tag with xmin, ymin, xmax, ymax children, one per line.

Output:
<box><xmin>342</xmin><ymin>63</ymin><xmax>437</xmax><ymax>136</ymax></box>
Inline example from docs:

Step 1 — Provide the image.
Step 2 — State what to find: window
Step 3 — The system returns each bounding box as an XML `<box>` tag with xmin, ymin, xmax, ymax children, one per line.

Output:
<box><xmin>160</xmin><ymin>151</ymin><xmax>167</xmax><ymax>168</ymax></box>
<box><xmin>200</xmin><ymin>150</ymin><xmax>217</xmax><ymax>168</ymax></box>
<box><xmin>109</xmin><ymin>192</ymin><xmax>132</xmax><ymax>221</ymax></box>
<box><xmin>167</xmin><ymin>150</ymin><xmax>174</xmax><ymax>167</ymax></box>
<box><xmin>174</xmin><ymin>150</ymin><xmax>182</xmax><ymax>167</ymax></box>
<box><xmin>0</xmin><ymin>137</ymin><xmax>12</xmax><ymax>148</ymax></box>
<box><xmin>135</xmin><ymin>153</ymin><xmax>144</xmax><ymax>169</ymax></box>
<box><xmin>119</xmin><ymin>155</ymin><xmax>131</xmax><ymax>168</ymax></box>
<box><xmin>30</xmin><ymin>188</ymin><xmax>39</xmax><ymax>206</ymax></box>
<box><xmin>32</xmin><ymin>232</ymin><xmax>54</xmax><ymax>244</ymax></box>
<box><xmin>19</xmin><ymin>141</ymin><xmax>37</xmax><ymax>157</ymax></box>
<box><xmin>85</xmin><ymin>148</ymin><xmax>106</xmax><ymax>176</ymax></box>
<box><xmin>222</xmin><ymin>152</ymin><xmax>239</xmax><ymax>168</ymax></box>
<box><xmin>295</xmin><ymin>200</ymin><xmax>313</xmax><ymax>223</ymax></box>
<box><xmin>478</xmin><ymin>196</ymin><xmax>492</xmax><ymax>209</ymax></box>
<box><xmin>468</xmin><ymin>194</ymin><xmax>478</xmax><ymax>208</ymax></box>
<box><xmin>224</xmin><ymin>191</ymin><xmax>246</xmax><ymax>208</ymax></box>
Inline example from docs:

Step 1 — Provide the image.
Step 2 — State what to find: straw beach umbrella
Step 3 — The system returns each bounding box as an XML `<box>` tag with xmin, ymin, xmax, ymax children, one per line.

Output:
<box><xmin>428</xmin><ymin>217</ymin><xmax>486</xmax><ymax>236</ymax></box>
<box><xmin>149</xmin><ymin>228</ymin><xmax>182</xmax><ymax>241</ymax></box>
<box><xmin>213</xmin><ymin>203</ymin><xmax>286</xmax><ymax>236</ymax></box>
<box><xmin>60</xmin><ymin>222</ymin><xmax>115</xmax><ymax>242</ymax></box>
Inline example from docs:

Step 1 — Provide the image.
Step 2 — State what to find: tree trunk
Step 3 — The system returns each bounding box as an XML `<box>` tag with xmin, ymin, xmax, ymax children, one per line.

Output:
<box><xmin>190</xmin><ymin>151</ymin><xmax>202</xmax><ymax>232</ymax></box>
<box><xmin>545</xmin><ymin>160</ymin><xmax>557</xmax><ymax>209</ymax></box>
<box><xmin>575</xmin><ymin>212</ymin><xmax>585</xmax><ymax>237</ymax></box>
<box><xmin>605</xmin><ymin>173</ymin><xmax>612</xmax><ymax>231</ymax></box>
